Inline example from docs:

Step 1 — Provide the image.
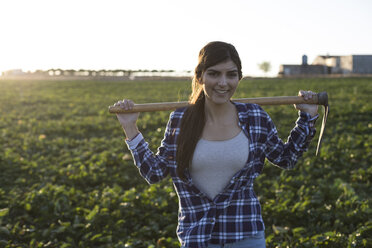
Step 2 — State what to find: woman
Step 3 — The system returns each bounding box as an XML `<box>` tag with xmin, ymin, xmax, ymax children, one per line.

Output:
<box><xmin>113</xmin><ymin>41</ymin><xmax>318</xmax><ymax>248</ymax></box>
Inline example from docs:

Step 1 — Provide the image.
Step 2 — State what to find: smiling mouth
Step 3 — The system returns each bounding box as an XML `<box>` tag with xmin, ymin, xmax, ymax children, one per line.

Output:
<box><xmin>214</xmin><ymin>89</ymin><xmax>229</xmax><ymax>94</ymax></box>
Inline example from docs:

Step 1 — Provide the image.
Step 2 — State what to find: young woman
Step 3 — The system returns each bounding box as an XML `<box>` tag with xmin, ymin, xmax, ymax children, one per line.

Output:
<box><xmin>113</xmin><ymin>41</ymin><xmax>318</xmax><ymax>248</ymax></box>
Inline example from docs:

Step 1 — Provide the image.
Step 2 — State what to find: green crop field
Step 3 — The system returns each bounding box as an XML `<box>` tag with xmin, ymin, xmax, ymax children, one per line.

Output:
<box><xmin>0</xmin><ymin>77</ymin><xmax>371</xmax><ymax>247</ymax></box>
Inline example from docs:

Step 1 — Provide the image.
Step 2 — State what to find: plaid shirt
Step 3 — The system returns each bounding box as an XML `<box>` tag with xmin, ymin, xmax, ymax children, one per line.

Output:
<box><xmin>126</xmin><ymin>102</ymin><xmax>317</xmax><ymax>248</ymax></box>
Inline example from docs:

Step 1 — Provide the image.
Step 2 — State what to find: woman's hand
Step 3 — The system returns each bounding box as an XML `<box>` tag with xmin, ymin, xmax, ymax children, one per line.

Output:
<box><xmin>294</xmin><ymin>90</ymin><xmax>318</xmax><ymax>117</ymax></box>
<box><xmin>113</xmin><ymin>99</ymin><xmax>140</xmax><ymax>140</ymax></box>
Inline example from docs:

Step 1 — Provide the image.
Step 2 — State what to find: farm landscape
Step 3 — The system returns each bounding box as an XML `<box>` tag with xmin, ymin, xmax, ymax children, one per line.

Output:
<box><xmin>0</xmin><ymin>77</ymin><xmax>371</xmax><ymax>247</ymax></box>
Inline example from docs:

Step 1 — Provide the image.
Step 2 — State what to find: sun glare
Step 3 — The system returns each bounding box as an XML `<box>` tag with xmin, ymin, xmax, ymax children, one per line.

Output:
<box><xmin>0</xmin><ymin>0</ymin><xmax>371</xmax><ymax>77</ymax></box>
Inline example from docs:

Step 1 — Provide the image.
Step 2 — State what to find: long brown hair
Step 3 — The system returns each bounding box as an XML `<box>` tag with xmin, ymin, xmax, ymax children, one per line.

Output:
<box><xmin>176</xmin><ymin>41</ymin><xmax>243</xmax><ymax>181</ymax></box>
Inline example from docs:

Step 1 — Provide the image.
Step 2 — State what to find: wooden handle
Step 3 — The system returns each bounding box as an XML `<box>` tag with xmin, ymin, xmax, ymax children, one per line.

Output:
<box><xmin>108</xmin><ymin>91</ymin><xmax>328</xmax><ymax>113</ymax></box>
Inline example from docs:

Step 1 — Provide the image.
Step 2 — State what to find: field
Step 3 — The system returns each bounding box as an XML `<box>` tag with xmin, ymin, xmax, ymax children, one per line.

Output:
<box><xmin>0</xmin><ymin>77</ymin><xmax>371</xmax><ymax>247</ymax></box>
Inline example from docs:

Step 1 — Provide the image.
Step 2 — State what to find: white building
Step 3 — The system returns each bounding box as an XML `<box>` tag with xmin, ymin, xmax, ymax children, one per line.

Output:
<box><xmin>279</xmin><ymin>55</ymin><xmax>372</xmax><ymax>76</ymax></box>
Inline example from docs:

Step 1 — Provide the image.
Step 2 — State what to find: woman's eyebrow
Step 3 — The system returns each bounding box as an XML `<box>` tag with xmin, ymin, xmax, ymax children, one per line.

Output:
<box><xmin>206</xmin><ymin>68</ymin><xmax>238</xmax><ymax>72</ymax></box>
<box><xmin>206</xmin><ymin>69</ymin><xmax>219</xmax><ymax>72</ymax></box>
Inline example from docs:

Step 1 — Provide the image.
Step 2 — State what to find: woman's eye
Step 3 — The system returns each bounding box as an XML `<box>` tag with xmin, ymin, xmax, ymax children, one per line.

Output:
<box><xmin>208</xmin><ymin>72</ymin><xmax>218</xmax><ymax>76</ymax></box>
<box><xmin>228</xmin><ymin>72</ymin><xmax>238</xmax><ymax>77</ymax></box>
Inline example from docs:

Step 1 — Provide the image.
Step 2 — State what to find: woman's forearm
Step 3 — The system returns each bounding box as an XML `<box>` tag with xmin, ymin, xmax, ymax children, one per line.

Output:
<box><xmin>122</xmin><ymin>122</ymin><xmax>140</xmax><ymax>140</ymax></box>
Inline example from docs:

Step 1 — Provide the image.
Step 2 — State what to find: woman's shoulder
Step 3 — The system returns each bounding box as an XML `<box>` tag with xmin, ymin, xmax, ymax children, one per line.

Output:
<box><xmin>232</xmin><ymin>102</ymin><xmax>272</xmax><ymax>130</ymax></box>
<box><xmin>172</xmin><ymin>106</ymin><xmax>188</xmax><ymax>118</ymax></box>
<box><xmin>166</xmin><ymin>107</ymin><xmax>188</xmax><ymax>127</ymax></box>
<box><xmin>174</xmin><ymin>106</ymin><xmax>188</xmax><ymax>114</ymax></box>
<box><xmin>232</xmin><ymin>101</ymin><xmax>268</xmax><ymax>115</ymax></box>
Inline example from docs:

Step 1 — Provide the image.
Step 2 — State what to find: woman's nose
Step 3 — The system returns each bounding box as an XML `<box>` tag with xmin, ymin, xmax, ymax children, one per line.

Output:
<box><xmin>218</xmin><ymin>75</ymin><xmax>227</xmax><ymax>86</ymax></box>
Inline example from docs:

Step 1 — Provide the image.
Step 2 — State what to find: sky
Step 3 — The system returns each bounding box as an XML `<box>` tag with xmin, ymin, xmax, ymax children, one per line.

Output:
<box><xmin>0</xmin><ymin>0</ymin><xmax>371</xmax><ymax>76</ymax></box>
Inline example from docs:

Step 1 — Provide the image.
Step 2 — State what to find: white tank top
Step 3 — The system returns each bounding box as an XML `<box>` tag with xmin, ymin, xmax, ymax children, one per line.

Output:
<box><xmin>190</xmin><ymin>130</ymin><xmax>249</xmax><ymax>200</ymax></box>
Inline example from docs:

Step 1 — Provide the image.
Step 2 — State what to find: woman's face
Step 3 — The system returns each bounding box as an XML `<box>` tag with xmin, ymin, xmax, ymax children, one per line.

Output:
<box><xmin>200</xmin><ymin>59</ymin><xmax>240</xmax><ymax>105</ymax></box>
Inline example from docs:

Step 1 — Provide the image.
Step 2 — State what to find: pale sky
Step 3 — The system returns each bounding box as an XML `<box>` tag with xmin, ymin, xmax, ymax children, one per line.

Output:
<box><xmin>0</xmin><ymin>0</ymin><xmax>371</xmax><ymax>76</ymax></box>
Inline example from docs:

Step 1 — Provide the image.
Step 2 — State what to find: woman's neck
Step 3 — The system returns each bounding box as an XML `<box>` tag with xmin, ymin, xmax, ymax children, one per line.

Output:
<box><xmin>204</xmin><ymin>99</ymin><xmax>236</xmax><ymax>125</ymax></box>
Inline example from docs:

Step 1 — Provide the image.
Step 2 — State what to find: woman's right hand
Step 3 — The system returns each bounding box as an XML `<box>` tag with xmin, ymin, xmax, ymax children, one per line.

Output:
<box><xmin>114</xmin><ymin>99</ymin><xmax>140</xmax><ymax>125</ymax></box>
<box><xmin>113</xmin><ymin>99</ymin><xmax>140</xmax><ymax>140</ymax></box>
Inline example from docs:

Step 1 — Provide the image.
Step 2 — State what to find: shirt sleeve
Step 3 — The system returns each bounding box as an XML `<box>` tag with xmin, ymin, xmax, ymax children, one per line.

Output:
<box><xmin>125</xmin><ymin>132</ymin><xmax>143</xmax><ymax>150</ymax></box>
<box><xmin>264</xmin><ymin>110</ymin><xmax>317</xmax><ymax>169</ymax></box>
<box><xmin>125</xmin><ymin>112</ymin><xmax>175</xmax><ymax>184</ymax></box>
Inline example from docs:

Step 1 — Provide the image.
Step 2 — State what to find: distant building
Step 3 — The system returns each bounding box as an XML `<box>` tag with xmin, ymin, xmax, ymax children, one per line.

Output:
<box><xmin>2</xmin><ymin>69</ymin><xmax>25</xmax><ymax>76</ymax></box>
<box><xmin>279</xmin><ymin>55</ymin><xmax>372</xmax><ymax>76</ymax></box>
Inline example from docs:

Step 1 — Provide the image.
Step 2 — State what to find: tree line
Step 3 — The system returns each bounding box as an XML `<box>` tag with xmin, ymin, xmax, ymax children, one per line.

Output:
<box><xmin>31</xmin><ymin>69</ymin><xmax>188</xmax><ymax>77</ymax></box>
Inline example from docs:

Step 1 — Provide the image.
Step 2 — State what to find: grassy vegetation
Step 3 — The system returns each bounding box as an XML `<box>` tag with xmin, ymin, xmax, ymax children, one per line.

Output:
<box><xmin>0</xmin><ymin>77</ymin><xmax>371</xmax><ymax>247</ymax></box>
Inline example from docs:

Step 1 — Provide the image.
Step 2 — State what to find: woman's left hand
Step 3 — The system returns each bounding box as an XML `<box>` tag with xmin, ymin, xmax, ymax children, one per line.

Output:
<box><xmin>294</xmin><ymin>90</ymin><xmax>318</xmax><ymax>117</ymax></box>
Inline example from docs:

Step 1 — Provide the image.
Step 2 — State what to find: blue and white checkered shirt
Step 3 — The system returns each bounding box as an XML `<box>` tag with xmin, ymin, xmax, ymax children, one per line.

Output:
<box><xmin>125</xmin><ymin>102</ymin><xmax>317</xmax><ymax>248</ymax></box>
